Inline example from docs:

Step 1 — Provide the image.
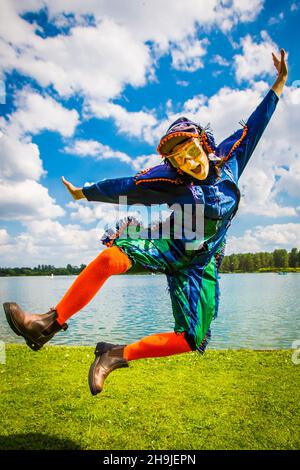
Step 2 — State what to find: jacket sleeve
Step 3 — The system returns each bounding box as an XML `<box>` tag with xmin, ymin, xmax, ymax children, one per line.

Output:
<box><xmin>82</xmin><ymin>166</ymin><xmax>194</xmax><ymax>206</ymax></box>
<box><xmin>218</xmin><ymin>89</ymin><xmax>279</xmax><ymax>178</ymax></box>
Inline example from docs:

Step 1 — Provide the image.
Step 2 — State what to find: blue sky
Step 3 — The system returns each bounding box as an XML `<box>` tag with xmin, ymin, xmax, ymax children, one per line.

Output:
<box><xmin>0</xmin><ymin>0</ymin><xmax>300</xmax><ymax>266</ymax></box>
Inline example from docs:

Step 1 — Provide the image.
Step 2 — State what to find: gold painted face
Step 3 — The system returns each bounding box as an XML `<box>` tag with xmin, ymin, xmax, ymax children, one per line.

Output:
<box><xmin>165</xmin><ymin>138</ymin><xmax>209</xmax><ymax>180</ymax></box>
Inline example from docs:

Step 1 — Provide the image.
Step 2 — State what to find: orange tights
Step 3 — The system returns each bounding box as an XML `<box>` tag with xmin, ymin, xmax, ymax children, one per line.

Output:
<box><xmin>56</xmin><ymin>246</ymin><xmax>131</xmax><ymax>324</ymax></box>
<box><xmin>55</xmin><ymin>247</ymin><xmax>192</xmax><ymax>360</ymax></box>
<box><xmin>123</xmin><ymin>332</ymin><xmax>191</xmax><ymax>361</ymax></box>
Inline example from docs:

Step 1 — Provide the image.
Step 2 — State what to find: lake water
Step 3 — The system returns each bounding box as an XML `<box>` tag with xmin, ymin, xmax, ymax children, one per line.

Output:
<box><xmin>0</xmin><ymin>273</ymin><xmax>299</xmax><ymax>349</ymax></box>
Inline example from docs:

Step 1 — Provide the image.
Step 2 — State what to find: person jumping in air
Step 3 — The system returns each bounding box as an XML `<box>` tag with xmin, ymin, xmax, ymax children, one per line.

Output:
<box><xmin>3</xmin><ymin>49</ymin><xmax>288</xmax><ymax>395</ymax></box>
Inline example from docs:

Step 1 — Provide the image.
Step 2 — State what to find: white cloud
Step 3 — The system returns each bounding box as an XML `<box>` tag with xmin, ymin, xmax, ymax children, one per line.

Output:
<box><xmin>171</xmin><ymin>37</ymin><xmax>209</xmax><ymax>72</ymax></box>
<box><xmin>227</xmin><ymin>223</ymin><xmax>300</xmax><ymax>253</ymax></box>
<box><xmin>85</xmin><ymin>101</ymin><xmax>157</xmax><ymax>141</ymax></box>
<box><xmin>7</xmin><ymin>88</ymin><xmax>79</xmax><ymax>137</ymax></box>
<box><xmin>0</xmin><ymin>0</ymin><xmax>36</xmax><ymax>44</ymax></box>
<box><xmin>131</xmin><ymin>153</ymin><xmax>163</xmax><ymax>172</ymax></box>
<box><xmin>0</xmin><ymin>87</ymin><xmax>79</xmax><ymax>223</ymax></box>
<box><xmin>0</xmin><ymin>228</ymin><xmax>10</xmax><ymax>244</ymax></box>
<box><xmin>0</xmin><ymin>0</ymin><xmax>266</xmax><ymax>152</ymax></box>
<box><xmin>67</xmin><ymin>201</ymin><xmax>106</xmax><ymax>225</ymax></box>
<box><xmin>231</xmin><ymin>0</ymin><xmax>264</xmax><ymax>21</ymax></box>
<box><xmin>64</xmin><ymin>140</ymin><xmax>103</xmax><ymax>157</ymax></box>
<box><xmin>63</xmin><ymin>136</ymin><xmax>165</xmax><ymax>177</ymax></box>
<box><xmin>211</xmin><ymin>54</ymin><xmax>230</xmax><ymax>66</ymax></box>
<box><xmin>273</xmin><ymin>158</ymin><xmax>300</xmax><ymax>200</ymax></box>
<box><xmin>234</xmin><ymin>31</ymin><xmax>278</xmax><ymax>83</ymax></box>
<box><xmin>183</xmin><ymin>94</ymin><xmax>208</xmax><ymax>115</ymax></box>
<box><xmin>63</xmin><ymin>139</ymin><xmax>132</xmax><ymax>165</ymax></box>
<box><xmin>0</xmin><ymin>88</ymin><xmax>78</xmax><ymax>184</ymax></box>
<box><xmin>0</xmin><ymin>180</ymin><xmax>64</xmax><ymax>221</ymax></box>
<box><xmin>0</xmin><ymin>0</ymin><xmax>265</xmax><ymax>112</ymax></box>
<box><xmin>0</xmin><ymin>132</ymin><xmax>44</xmax><ymax>181</ymax></box>
<box><xmin>27</xmin><ymin>0</ymin><xmax>264</xmax><ymax>43</ymax></box>
<box><xmin>63</xmin><ymin>139</ymin><xmax>162</xmax><ymax>172</ymax></box>
<box><xmin>24</xmin><ymin>219</ymin><xmax>97</xmax><ymax>248</ymax></box>
<box><xmin>0</xmin><ymin>219</ymin><xmax>101</xmax><ymax>267</ymax></box>
<box><xmin>67</xmin><ymin>200</ymin><xmax>133</xmax><ymax>226</ymax></box>
<box><xmin>1</xmin><ymin>15</ymin><xmax>153</xmax><ymax>103</ymax></box>
<box><xmin>238</xmin><ymin>167</ymin><xmax>296</xmax><ymax>217</ymax></box>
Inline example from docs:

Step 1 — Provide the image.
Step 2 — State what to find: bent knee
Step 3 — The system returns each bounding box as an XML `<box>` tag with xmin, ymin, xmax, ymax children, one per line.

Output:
<box><xmin>99</xmin><ymin>247</ymin><xmax>132</xmax><ymax>273</ymax></box>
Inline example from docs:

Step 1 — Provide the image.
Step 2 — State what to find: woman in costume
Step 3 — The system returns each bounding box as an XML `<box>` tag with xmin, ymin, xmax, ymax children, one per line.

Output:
<box><xmin>3</xmin><ymin>50</ymin><xmax>288</xmax><ymax>395</ymax></box>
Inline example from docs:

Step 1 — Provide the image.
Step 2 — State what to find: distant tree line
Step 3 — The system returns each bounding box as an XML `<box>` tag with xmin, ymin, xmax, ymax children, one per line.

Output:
<box><xmin>0</xmin><ymin>264</ymin><xmax>87</xmax><ymax>277</ymax></box>
<box><xmin>219</xmin><ymin>248</ymin><xmax>300</xmax><ymax>273</ymax></box>
<box><xmin>0</xmin><ymin>248</ymin><xmax>300</xmax><ymax>276</ymax></box>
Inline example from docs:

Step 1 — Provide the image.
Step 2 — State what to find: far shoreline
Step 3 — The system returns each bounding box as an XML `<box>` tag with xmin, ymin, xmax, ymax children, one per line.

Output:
<box><xmin>1</xmin><ymin>268</ymin><xmax>300</xmax><ymax>277</ymax></box>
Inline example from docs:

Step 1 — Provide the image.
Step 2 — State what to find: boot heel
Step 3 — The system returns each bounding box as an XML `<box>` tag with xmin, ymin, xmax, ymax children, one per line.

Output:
<box><xmin>3</xmin><ymin>303</ymin><xmax>21</xmax><ymax>337</ymax></box>
<box><xmin>88</xmin><ymin>359</ymin><xmax>100</xmax><ymax>395</ymax></box>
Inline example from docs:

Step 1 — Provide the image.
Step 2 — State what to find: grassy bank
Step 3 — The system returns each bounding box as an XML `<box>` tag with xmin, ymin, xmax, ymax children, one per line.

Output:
<box><xmin>0</xmin><ymin>345</ymin><xmax>299</xmax><ymax>450</ymax></box>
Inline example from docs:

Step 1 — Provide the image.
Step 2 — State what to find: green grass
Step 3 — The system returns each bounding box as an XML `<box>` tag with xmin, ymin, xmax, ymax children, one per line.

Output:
<box><xmin>0</xmin><ymin>345</ymin><xmax>299</xmax><ymax>450</ymax></box>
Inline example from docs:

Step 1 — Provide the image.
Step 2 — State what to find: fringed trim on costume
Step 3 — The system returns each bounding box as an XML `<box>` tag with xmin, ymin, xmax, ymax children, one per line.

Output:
<box><xmin>215</xmin><ymin>241</ymin><xmax>226</xmax><ymax>270</ymax></box>
<box><xmin>101</xmin><ymin>216</ymin><xmax>141</xmax><ymax>248</ymax></box>
<box><xmin>214</xmin><ymin>266</ymin><xmax>221</xmax><ymax>321</ymax></box>
<box><xmin>214</xmin><ymin>241</ymin><xmax>226</xmax><ymax>320</ymax></box>
<box><xmin>135</xmin><ymin>177</ymin><xmax>183</xmax><ymax>186</ymax></box>
<box><xmin>197</xmin><ymin>329</ymin><xmax>212</xmax><ymax>354</ymax></box>
<box><xmin>157</xmin><ymin>131</ymin><xmax>198</xmax><ymax>155</ymax></box>
<box><xmin>134</xmin><ymin>164</ymin><xmax>184</xmax><ymax>186</ymax></box>
<box><xmin>217</xmin><ymin>122</ymin><xmax>249</xmax><ymax>168</ymax></box>
<box><xmin>134</xmin><ymin>167</ymin><xmax>153</xmax><ymax>178</ymax></box>
<box><xmin>215</xmin><ymin>251</ymin><xmax>223</xmax><ymax>270</ymax></box>
<box><xmin>200</xmin><ymin>128</ymin><xmax>215</xmax><ymax>155</ymax></box>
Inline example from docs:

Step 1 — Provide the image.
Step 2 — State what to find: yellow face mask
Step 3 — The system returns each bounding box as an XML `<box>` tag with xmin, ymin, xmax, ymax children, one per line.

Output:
<box><xmin>166</xmin><ymin>138</ymin><xmax>209</xmax><ymax>180</ymax></box>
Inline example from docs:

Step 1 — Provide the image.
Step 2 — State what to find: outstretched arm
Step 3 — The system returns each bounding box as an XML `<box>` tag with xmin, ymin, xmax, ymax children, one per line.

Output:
<box><xmin>61</xmin><ymin>165</ymin><xmax>195</xmax><ymax>206</ymax></box>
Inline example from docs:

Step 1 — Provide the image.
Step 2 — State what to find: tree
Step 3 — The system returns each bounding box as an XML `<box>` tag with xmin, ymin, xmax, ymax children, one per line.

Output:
<box><xmin>253</xmin><ymin>252</ymin><xmax>262</xmax><ymax>270</ymax></box>
<box><xmin>244</xmin><ymin>254</ymin><xmax>255</xmax><ymax>272</ymax></box>
<box><xmin>273</xmin><ymin>249</ymin><xmax>289</xmax><ymax>268</ymax></box>
<box><xmin>289</xmin><ymin>248</ymin><xmax>298</xmax><ymax>268</ymax></box>
<box><xmin>220</xmin><ymin>256</ymin><xmax>230</xmax><ymax>272</ymax></box>
<box><xmin>229</xmin><ymin>254</ymin><xmax>239</xmax><ymax>272</ymax></box>
<box><xmin>297</xmin><ymin>251</ymin><xmax>300</xmax><ymax>268</ymax></box>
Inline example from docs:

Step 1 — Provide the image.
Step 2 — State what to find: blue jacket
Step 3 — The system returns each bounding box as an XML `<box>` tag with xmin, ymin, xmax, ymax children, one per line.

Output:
<box><xmin>83</xmin><ymin>89</ymin><xmax>279</xmax><ymax>264</ymax></box>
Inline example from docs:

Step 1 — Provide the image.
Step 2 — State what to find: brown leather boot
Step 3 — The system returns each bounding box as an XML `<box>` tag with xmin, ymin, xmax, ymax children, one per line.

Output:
<box><xmin>3</xmin><ymin>302</ymin><xmax>68</xmax><ymax>351</ymax></box>
<box><xmin>88</xmin><ymin>342</ymin><xmax>128</xmax><ymax>395</ymax></box>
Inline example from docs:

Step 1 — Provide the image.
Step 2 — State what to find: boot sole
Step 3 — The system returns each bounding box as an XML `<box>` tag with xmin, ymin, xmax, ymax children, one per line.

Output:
<box><xmin>3</xmin><ymin>303</ymin><xmax>43</xmax><ymax>351</ymax></box>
